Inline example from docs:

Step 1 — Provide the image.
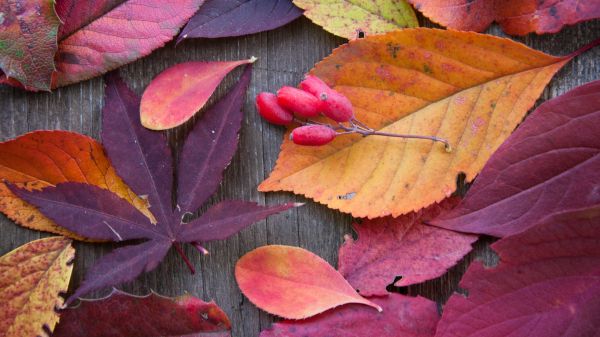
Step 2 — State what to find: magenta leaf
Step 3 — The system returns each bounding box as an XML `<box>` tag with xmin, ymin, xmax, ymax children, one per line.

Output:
<box><xmin>435</xmin><ymin>207</ymin><xmax>600</xmax><ymax>337</ymax></box>
<box><xmin>56</xmin><ymin>0</ymin><xmax>124</xmax><ymax>40</ymax></box>
<box><xmin>338</xmin><ymin>198</ymin><xmax>477</xmax><ymax>296</ymax></box>
<box><xmin>53</xmin><ymin>289</ymin><xmax>232</xmax><ymax>337</ymax></box>
<box><xmin>260</xmin><ymin>294</ymin><xmax>439</xmax><ymax>337</ymax></box>
<box><xmin>11</xmin><ymin>67</ymin><xmax>297</xmax><ymax>303</ymax></box>
<box><xmin>176</xmin><ymin>65</ymin><xmax>252</xmax><ymax>211</ymax></box>
<box><xmin>8</xmin><ymin>182</ymin><xmax>159</xmax><ymax>241</ymax></box>
<box><xmin>432</xmin><ymin>80</ymin><xmax>600</xmax><ymax>237</ymax></box>
<box><xmin>178</xmin><ymin>0</ymin><xmax>302</xmax><ymax>42</ymax></box>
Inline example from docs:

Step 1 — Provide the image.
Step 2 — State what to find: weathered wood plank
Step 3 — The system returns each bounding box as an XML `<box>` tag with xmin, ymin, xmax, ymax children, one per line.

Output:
<box><xmin>0</xmin><ymin>15</ymin><xmax>598</xmax><ymax>337</ymax></box>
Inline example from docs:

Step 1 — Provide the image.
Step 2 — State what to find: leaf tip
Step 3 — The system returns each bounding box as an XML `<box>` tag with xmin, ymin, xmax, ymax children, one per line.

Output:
<box><xmin>249</xmin><ymin>56</ymin><xmax>258</xmax><ymax>63</ymax></box>
<box><xmin>293</xmin><ymin>202</ymin><xmax>306</xmax><ymax>207</ymax></box>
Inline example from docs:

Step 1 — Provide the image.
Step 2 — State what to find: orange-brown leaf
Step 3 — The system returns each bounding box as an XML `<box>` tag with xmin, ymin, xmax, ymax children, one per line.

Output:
<box><xmin>235</xmin><ymin>245</ymin><xmax>381</xmax><ymax>319</ymax></box>
<box><xmin>259</xmin><ymin>28</ymin><xmax>570</xmax><ymax>218</ymax></box>
<box><xmin>0</xmin><ymin>131</ymin><xmax>153</xmax><ymax>240</ymax></box>
<box><xmin>0</xmin><ymin>237</ymin><xmax>74</xmax><ymax>337</ymax></box>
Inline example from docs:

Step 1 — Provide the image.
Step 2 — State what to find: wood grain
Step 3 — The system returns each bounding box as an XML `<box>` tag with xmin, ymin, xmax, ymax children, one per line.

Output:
<box><xmin>1</xmin><ymin>15</ymin><xmax>598</xmax><ymax>337</ymax></box>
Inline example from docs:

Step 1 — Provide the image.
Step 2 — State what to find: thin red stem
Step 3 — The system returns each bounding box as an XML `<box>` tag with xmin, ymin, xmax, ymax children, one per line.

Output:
<box><xmin>565</xmin><ymin>36</ymin><xmax>600</xmax><ymax>59</ymax></box>
<box><xmin>337</xmin><ymin>124</ymin><xmax>452</xmax><ymax>152</ymax></box>
<box><xmin>174</xmin><ymin>242</ymin><xmax>195</xmax><ymax>274</ymax></box>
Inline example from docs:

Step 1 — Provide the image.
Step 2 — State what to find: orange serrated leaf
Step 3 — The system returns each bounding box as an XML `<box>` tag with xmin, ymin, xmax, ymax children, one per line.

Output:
<box><xmin>235</xmin><ymin>245</ymin><xmax>381</xmax><ymax>319</ymax></box>
<box><xmin>0</xmin><ymin>237</ymin><xmax>74</xmax><ymax>337</ymax></box>
<box><xmin>0</xmin><ymin>131</ymin><xmax>154</xmax><ymax>240</ymax></box>
<box><xmin>259</xmin><ymin>28</ymin><xmax>573</xmax><ymax>218</ymax></box>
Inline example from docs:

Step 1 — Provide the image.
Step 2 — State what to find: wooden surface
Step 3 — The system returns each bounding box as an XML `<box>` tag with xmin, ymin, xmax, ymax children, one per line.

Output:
<box><xmin>1</xmin><ymin>16</ymin><xmax>599</xmax><ymax>337</ymax></box>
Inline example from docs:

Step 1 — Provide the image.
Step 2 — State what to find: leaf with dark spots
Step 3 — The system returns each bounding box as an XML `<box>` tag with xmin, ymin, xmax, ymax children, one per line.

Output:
<box><xmin>260</xmin><ymin>294</ymin><xmax>439</xmax><ymax>337</ymax></box>
<box><xmin>338</xmin><ymin>197</ymin><xmax>477</xmax><ymax>296</ymax></box>
<box><xmin>432</xmin><ymin>79</ymin><xmax>600</xmax><ymax>237</ymax></box>
<box><xmin>10</xmin><ymin>67</ymin><xmax>297</xmax><ymax>303</ymax></box>
<box><xmin>54</xmin><ymin>290</ymin><xmax>231</xmax><ymax>337</ymax></box>
<box><xmin>0</xmin><ymin>0</ymin><xmax>60</xmax><ymax>90</ymax></box>
<box><xmin>435</xmin><ymin>207</ymin><xmax>600</xmax><ymax>337</ymax></box>
<box><xmin>8</xmin><ymin>182</ymin><xmax>159</xmax><ymax>241</ymax></box>
<box><xmin>177</xmin><ymin>0</ymin><xmax>302</xmax><ymax>42</ymax></box>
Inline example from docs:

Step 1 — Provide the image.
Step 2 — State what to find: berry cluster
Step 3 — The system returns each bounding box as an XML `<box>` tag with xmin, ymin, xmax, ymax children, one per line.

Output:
<box><xmin>256</xmin><ymin>75</ymin><xmax>451</xmax><ymax>151</ymax></box>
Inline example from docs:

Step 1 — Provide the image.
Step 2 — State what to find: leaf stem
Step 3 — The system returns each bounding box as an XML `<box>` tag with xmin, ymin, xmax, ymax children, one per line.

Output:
<box><xmin>173</xmin><ymin>242</ymin><xmax>195</xmax><ymax>274</ymax></box>
<box><xmin>191</xmin><ymin>241</ymin><xmax>210</xmax><ymax>255</ymax></box>
<box><xmin>565</xmin><ymin>36</ymin><xmax>600</xmax><ymax>59</ymax></box>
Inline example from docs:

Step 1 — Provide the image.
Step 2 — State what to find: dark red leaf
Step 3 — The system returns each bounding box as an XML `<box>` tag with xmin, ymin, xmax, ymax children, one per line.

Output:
<box><xmin>432</xmin><ymin>80</ymin><xmax>600</xmax><ymax>237</ymax></box>
<box><xmin>338</xmin><ymin>198</ymin><xmax>477</xmax><ymax>296</ymax></box>
<box><xmin>11</xmin><ymin>69</ymin><xmax>297</xmax><ymax>303</ymax></box>
<box><xmin>178</xmin><ymin>0</ymin><xmax>302</xmax><ymax>42</ymax></box>
<box><xmin>435</xmin><ymin>207</ymin><xmax>600</xmax><ymax>337</ymax></box>
<box><xmin>260</xmin><ymin>294</ymin><xmax>439</xmax><ymax>337</ymax></box>
<box><xmin>54</xmin><ymin>289</ymin><xmax>231</xmax><ymax>337</ymax></box>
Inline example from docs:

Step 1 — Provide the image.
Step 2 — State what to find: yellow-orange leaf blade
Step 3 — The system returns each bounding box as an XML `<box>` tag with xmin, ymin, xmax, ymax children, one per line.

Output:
<box><xmin>235</xmin><ymin>245</ymin><xmax>381</xmax><ymax>319</ymax></box>
<box><xmin>0</xmin><ymin>237</ymin><xmax>74</xmax><ymax>337</ymax></box>
<box><xmin>0</xmin><ymin>131</ymin><xmax>153</xmax><ymax>240</ymax></box>
<box><xmin>259</xmin><ymin>28</ymin><xmax>570</xmax><ymax>218</ymax></box>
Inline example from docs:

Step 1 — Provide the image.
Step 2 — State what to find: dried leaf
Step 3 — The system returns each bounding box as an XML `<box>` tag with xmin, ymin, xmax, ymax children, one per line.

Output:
<box><xmin>0</xmin><ymin>0</ymin><xmax>60</xmax><ymax>90</ymax></box>
<box><xmin>140</xmin><ymin>59</ymin><xmax>254</xmax><ymax>130</ymax></box>
<box><xmin>408</xmin><ymin>0</ymin><xmax>600</xmax><ymax>35</ymax></box>
<box><xmin>235</xmin><ymin>245</ymin><xmax>381</xmax><ymax>319</ymax></box>
<box><xmin>178</xmin><ymin>0</ymin><xmax>303</xmax><ymax>41</ymax></box>
<box><xmin>53</xmin><ymin>289</ymin><xmax>231</xmax><ymax>337</ymax></box>
<box><xmin>10</xmin><ymin>67</ymin><xmax>296</xmax><ymax>303</ymax></box>
<box><xmin>432</xmin><ymin>80</ymin><xmax>600</xmax><ymax>237</ymax></box>
<box><xmin>294</xmin><ymin>0</ymin><xmax>418</xmax><ymax>39</ymax></box>
<box><xmin>0</xmin><ymin>131</ymin><xmax>152</xmax><ymax>240</ymax></box>
<box><xmin>435</xmin><ymin>207</ymin><xmax>600</xmax><ymax>337</ymax></box>
<box><xmin>260</xmin><ymin>28</ymin><xmax>574</xmax><ymax>219</ymax></box>
<box><xmin>261</xmin><ymin>294</ymin><xmax>438</xmax><ymax>337</ymax></box>
<box><xmin>338</xmin><ymin>198</ymin><xmax>477</xmax><ymax>296</ymax></box>
<box><xmin>0</xmin><ymin>237</ymin><xmax>74</xmax><ymax>337</ymax></box>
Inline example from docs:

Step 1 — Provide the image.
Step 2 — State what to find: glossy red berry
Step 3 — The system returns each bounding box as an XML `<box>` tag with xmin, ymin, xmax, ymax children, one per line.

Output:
<box><xmin>290</xmin><ymin>125</ymin><xmax>337</xmax><ymax>146</ymax></box>
<box><xmin>277</xmin><ymin>86</ymin><xmax>321</xmax><ymax>118</ymax></box>
<box><xmin>256</xmin><ymin>92</ymin><xmax>294</xmax><ymax>125</ymax></box>
<box><xmin>300</xmin><ymin>75</ymin><xmax>331</xmax><ymax>97</ymax></box>
<box><xmin>319</xmin><ymin>90</ymin><xmax>354</xmax><ymax>122</ymax></box>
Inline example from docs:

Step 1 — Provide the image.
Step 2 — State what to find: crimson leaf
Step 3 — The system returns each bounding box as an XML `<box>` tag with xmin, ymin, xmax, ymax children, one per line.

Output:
<box><xmin>11</xmin><ymin>65</ymin><xmax>297</xmax><ymax>304</ymax></box>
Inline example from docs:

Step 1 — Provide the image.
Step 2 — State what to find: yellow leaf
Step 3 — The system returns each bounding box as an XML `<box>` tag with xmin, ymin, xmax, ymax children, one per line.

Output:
<box><xmin>294</xmin><ymin>0</ymin><xmax>418</xmax><ymax>39</ymax></box>
<box><xmin>259</xmin><ymin>28</ymin><xmax>571</xmax><ymax>218</ymax></box>
<box><xmin>0</xmin><ymin>237</ymin><xmax>74</xmax><ymax>337</ymax></box>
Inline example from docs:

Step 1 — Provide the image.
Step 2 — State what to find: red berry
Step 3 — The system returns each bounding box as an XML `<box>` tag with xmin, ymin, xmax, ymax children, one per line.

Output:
<box><xmin>277</xmin><ymin>86</ymin><xmax>321</xmax><ymax>118</ymax></box>
<box><xmin>300</xmin><ymin>75</ymin><xmax>331</xmax><ymax>97</ymax></box>
<box><xmin>319</xmin><ymin>91</ymin><xmax>354</xmax><ymax>122</ymax></box>
<box><xmin>290</xmin><ymin>125</ymin><xmax>337</xmax><ymax>146</ymax></box>
<box><xmin>256</xmin><ymin>92</ymin><xmax>294</xmax><ymax>125</ymax></box>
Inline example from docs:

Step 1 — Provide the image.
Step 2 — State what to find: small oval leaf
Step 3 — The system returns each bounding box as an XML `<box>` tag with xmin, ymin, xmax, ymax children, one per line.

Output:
<box><xmin>140</xmin><ymin>58</ymin><xmax>255</xmax><ymax>130</ymax></box>
<box><xmin>235</xmin><ymin>245</ymin><xmax>381</xmax><ymax>319</ymax></box>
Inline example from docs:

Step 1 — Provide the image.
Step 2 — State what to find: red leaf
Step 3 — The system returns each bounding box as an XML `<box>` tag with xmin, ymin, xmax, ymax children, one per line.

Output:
<box><xmin>235</xmin><ymin>245</ymin><xmax>381</xmax><ymax>319</ymax></box>
<box><xmin>53</xmin><ymin>289</ymin><xmax>231</xmax><ymax>337</ymax></box>
<box><xmin>435</xmin><ymin>207</ymin><xmax>600</xmax><ymax>337</ymax></box>
<box><xmin>408</xmin><ymin>0</ymin><xmax>600</xmax><ymax>35</ymax></box>
<box><xmin>338</xmin><ymin>198</ymin><xmax>477</xmax><ymax>296</ymax></box>
<box><xmin>432</xmin><ymin>80</ymin><xmax>600</xmax><ymax>237</ymax></box>
<box><xmin>260</xmin><ymin>294</ymin><xmax>439</xmax><ymax>337</ymax></box>
<box><xmin>140</xmin><ymin>58</ymin><xmax>255</xmax><ymax>130</ymax></box>
<box><xmin>0</xmin><ymin>0</ymin><xmax>60</xmax><ymax>90</ymax></box>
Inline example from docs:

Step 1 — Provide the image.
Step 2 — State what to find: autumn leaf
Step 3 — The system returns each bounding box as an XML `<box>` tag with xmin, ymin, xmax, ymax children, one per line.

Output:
<box><xmin>0</xmin><ymin>0</ymin><xmax>60</xmax><ymax>90</ymax></box>
<box><xmin>293</xmin><ymin>0</ymin><xmax>418</xmax><ymax>39</ymax></box>
<box><xmin>140</xmin><ymin>58</ymin><xmax>255</xmax><ymax>130</ymax></box>
<box><xmin>178</xmin><ymin>0</ymin><xmax>303</xmax><ymax>42</ymax></box>
<box><xmin>0</xmin><ymin>237</ymin><xmax>74</xmax><ymax>337</ymax></box>
<box><xmin>235</xmin><ymin>245</ymin><xmax>381</xmax><ymax>319</ymax></box>
<box><xmin>432</xmin><ymin>80</ymin><xmax>600</xmax><ymax>237</ymax></box>
<box><xmin>0</xmin><ymin>131</ymin><xmax>152</xmax><ymax>240</ymax></box>
<box><xmin>53</xmin><ymin>289</ymin><xmax>231</xmax><ymax>337</ymax></box>
<box><xmin>338</xmin><ymin>197</ymin><xmax>477</xmax><ymax>296</ymax></box>
<box><xmin>10</xmin><ymin>67</ymin><xmax>297</xmax><ymax>303</ymax></box>
<box><xmin>408</xmin><ymin>0</ymin><xmax>600</xmax><ymax>36</ymax></box>
<box><xmin>259</xmin><ymin>28</ymin><xmax>585</xmax><ymax>219</ymax></box>
<box><xmin>261</xmin><ymin>294</ymin><xmax>438</xmax><ymax>337</ymax></box>
<box><xmin>1</xmin><ymin>0</ymin><xmax>205</xmax><ymax>90</ymax></box>
<box><xmin>435</xmin><ymin>207</ymin><xmax>600</xmax><ymax>337</ymax></box>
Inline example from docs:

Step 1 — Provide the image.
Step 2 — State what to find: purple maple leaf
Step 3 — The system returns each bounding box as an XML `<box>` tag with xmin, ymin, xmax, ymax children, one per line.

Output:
<box><xmin>11</xmin><ymin>64</ymin><xmax>298</xmax><ymax>304</ymax></box>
